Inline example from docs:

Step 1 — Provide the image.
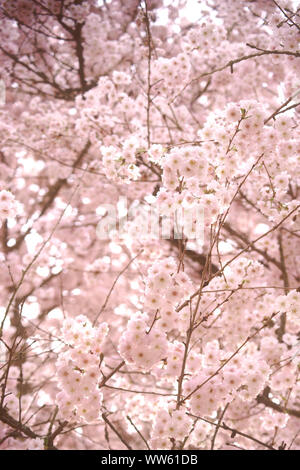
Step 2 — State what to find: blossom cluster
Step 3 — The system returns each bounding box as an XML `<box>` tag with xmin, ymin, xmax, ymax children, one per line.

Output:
<box><xmin>0</xmin><ymin>189</ymin><xmax>17</xmax><ymax>221</ymax></box>
<box><xmin>56</xmin><ymin>315</ymin><xmax>108</xmax><ymax>423</ymax></box>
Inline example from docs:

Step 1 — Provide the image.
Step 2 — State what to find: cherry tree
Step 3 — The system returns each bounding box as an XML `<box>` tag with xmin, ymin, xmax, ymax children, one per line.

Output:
<box><xmin>0</xmin><ymin>0</ymin><xmax>300</xmax><ymax>451</ymax></box>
